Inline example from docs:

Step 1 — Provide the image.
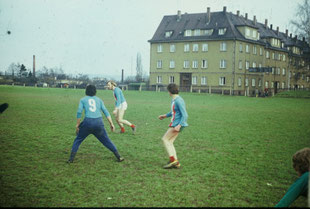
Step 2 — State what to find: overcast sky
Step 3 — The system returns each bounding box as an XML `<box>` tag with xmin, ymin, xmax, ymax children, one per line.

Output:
<box><xmin>0</xmin><ymin>0</ymin><xmax>302</xmax><ymax>80</ymax></box>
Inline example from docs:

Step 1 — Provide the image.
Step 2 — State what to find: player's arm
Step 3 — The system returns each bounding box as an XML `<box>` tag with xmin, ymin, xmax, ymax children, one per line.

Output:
<box><xmin>158</xmin><ymin>111</ymin><xmax>171</xmax><ymax>120</ymax></box>
<box><xmin>76</xmin><ymin>99</ymin><xmax>84</xmax><ymax>135</ymax></box>
<box><xmin>114</xmin><ymin>88</ymin><xmax>122</xmax><ymax>110</ymax></box>
<box><xmin>100</xmin><ymin>100</ymin><xmax>115</xmax><ymax>132</ymax></box>
<box><xmin>275</xmin><ymin>172</ymin><xmax>309</xmax><ymax>207</ymax></box>
<box><xmin>174</xmin><ymin>100</ymin><xmax>188</xmax><ymax>132</ymax></box>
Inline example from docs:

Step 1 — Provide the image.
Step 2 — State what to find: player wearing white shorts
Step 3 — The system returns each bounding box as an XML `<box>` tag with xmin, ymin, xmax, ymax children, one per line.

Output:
<box><xmin>107</xmin><ymin>81</ymin><xmax>136</xmax><ymax>134</ymax></box>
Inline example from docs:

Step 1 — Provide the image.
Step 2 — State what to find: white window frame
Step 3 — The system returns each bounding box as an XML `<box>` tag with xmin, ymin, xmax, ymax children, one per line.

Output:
<box><xmin>219</xmin><ymin>28</ymin><xmax>227</xmax><ymax>35</ymax></box>
<box><xmin>246</xmin><ymin>44</ymin><xmax>249</xmax><ymax>53</ymax></box>
<box><xmin>220</xmin><ymin>42</ymin><xmax>227</xmax><ymax>51</ymax></box>
<box><xmin>169</xmin><ymin>60</ymin><xmax>175</xmax><ymax>69</ymax></box>
<box><xmin>169</xmin><ymin>76</ymin><xmax>174</xmax><ymax>84</ymax></box>
<box><xmin>157</xmin><ymin>44</ymin><xmax>162</xmax><ymax>53</ymax></box>
<box><xmin>184</xmin><ymin>60</ymin><xmax>190</xmax><ymax>68</ymax></box>
<box><xmin>192</xmin><ymin>76</ymin><xmax>197</xmax><ymax>85</ymax></box>
<box><xmin>239</xmin><ymin>60</ymin><xmax>243</xmax><ymax>69</ymax></box>
<box><xmin>245</xmin><ymin>61</ymin><xmax>250</xmax><ymax>70</ymax></box>
<box><xmin>220</xmin><ymin>60</ymin><xmax>227</xmax><ymax>69</ymax></box>
<box><xmin>157</xmin><ymin>60</ymin><xmax>162</xmax><ymax>69</ymax></box>
<box><xmin>170</xmin><ymin>44</ymin><xmax>175</xmax><ymax>53</ymax></box>
<box><xmin>252</xmin><ymin>78</ymin><xmax>256</xmax><ymax>87</ymax></box>
<box><xmin>192</xmin><ymin>60</ymin><xmax>198</xmax><ymax>69</ymax></box>
<box><xmin>282</xmin><ymin>68</ymin><xmax>286</xmax><ymax>76</ymax></box>
<box><xmin>184</xmin><ymin>44</ymin><xmax>190</xmax><ymax>52</ymax></box>
<box><xmin>202</xmin><ymin>43</ymin><xmax>208</xmax><ymax>52</ymax></box>
<box><xmin>201</xmin><ymin>76</ymin><xmax>207</xmax><ymax>85</ymax></box>
<box><xmin>219</xmin><ymin>77</ymin><xmax>226</xmax><ymax>86</ymax></box>
<box><xmin>202</xmin><ymin>60</ymin><xmax>208</xmax><ymax>69</ymax></box>
<box><xmin>157</xmin><ymin>76</ymin><xmax>162</xmax><ymax>84</ymax></box>
<box><xmin>238</xmin><ymin>77</ymin><xmax>242</xmax><ymax>86</ymax></box>
<box><xmin>185</xmin><ymin>30</ymin><xmax>191</xmax><ymax>37</ymax></box>
<box><xmin>193</xmin><ymin>44</ymin><xmax>199</xmax><ymax>52</ymax></box>
<box><xmin>239</xmin><ymin>44</ymin><xmax>243</xmax><ymax>52</ymax></box>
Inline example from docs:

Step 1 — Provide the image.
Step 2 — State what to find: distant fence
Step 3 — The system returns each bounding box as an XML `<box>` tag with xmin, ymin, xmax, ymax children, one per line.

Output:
<box><xmin>1</xmin><ymin>82</ymin><xmax>309</xmax><ymax>97</ymax></box>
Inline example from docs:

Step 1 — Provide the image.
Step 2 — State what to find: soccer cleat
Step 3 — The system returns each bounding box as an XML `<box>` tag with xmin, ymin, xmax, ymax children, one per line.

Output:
<box><xmin>117</xmin><ymin>157</ymin><xmax>125</xmax><ymax>162</ymax></box>
<box><xmin>163</xmin><ymin>160</ymin><xmax>179</xmax><ymax>169</ymax></box>
<box><xmin>120</xmin><ymin>131</ymin><xmax>125</xmax><ymax>134</ymax></box>
<box><xmin>131</xmin><ymin>126</ymin><xmax>136</xmax><ymax>134</ymax></box>
<box><xmin>174</xmin><ymin>162</ymin><xmax>181</xmax><ymax>169</ymax></box>
<box><xmin>67</xmin><ymin>159</ymin><xmax>74</xmax><ymax>163</ymax></box>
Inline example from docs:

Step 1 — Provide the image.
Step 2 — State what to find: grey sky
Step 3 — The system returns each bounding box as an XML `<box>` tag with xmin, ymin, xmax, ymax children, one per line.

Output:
<box><xmin>0</xmin><ymin>0</ymin><xmax>302</xmax><ymax>80</ymax></box>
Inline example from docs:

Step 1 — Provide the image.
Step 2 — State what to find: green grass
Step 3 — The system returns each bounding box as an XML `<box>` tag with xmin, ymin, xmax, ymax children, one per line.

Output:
<box><xmin>0</xmin><ymin>85</ymin><xmax>309</xmax><ymax>207</ymax></box>
<box><xmin>275</xmin><ymin>90</ymin><xmax>310</xmax><ymax>98</ymax></box>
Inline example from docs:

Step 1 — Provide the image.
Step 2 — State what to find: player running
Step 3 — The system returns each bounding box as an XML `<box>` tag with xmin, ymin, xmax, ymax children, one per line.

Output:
<box><xmin>107</xmin><ymin>81</ymin><xmax>136</xmax><ymax>134</ymax></box>
<box><xmin>67</xmin><ymin>84</ymin><xmax>124</xmax><ymax>163</ymax></box>
<box><xmin>158</xmin><ymin>84</ymin><xmax>188</xmax><ymax>169</ymax></box>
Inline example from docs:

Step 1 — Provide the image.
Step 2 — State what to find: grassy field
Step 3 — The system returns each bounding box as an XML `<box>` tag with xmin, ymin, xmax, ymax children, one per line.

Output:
<box><xmin>0</xmin><ymin>85</ymin><xmax>309</xmax><ymax>207</ymax></box>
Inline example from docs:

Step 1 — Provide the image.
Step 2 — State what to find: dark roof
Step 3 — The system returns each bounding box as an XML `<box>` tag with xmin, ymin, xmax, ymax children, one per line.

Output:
<box><xmin>149</xmin><ymin>10</ymin><xmax>310</xmax><ymax>53</ymax></box>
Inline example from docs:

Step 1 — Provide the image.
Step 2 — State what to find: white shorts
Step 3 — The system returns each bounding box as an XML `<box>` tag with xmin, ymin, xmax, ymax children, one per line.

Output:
<box><xmin>116</xmin><ymin>102</ymin><xmax>127</xmax><ymax>110</ymax></box>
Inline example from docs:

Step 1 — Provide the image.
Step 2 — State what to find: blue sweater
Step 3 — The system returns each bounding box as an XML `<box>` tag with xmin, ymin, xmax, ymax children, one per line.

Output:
<box><xmin>113</xmin><ymin>87</ymin><xmax>126</xmax><ymax>108</ymax></box>
<box><xmin>165</xmin><ymin>95</ymin><xmax>188</xmax><ymax>127</ymax></box>
<box><xmin>76</xmin><ymin>96</ymin><xmax>110</xmax><ymax>119</ymax></box>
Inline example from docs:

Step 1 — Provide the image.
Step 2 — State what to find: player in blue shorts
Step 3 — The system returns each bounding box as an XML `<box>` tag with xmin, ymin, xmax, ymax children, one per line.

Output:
<box><xmin>107</xmin><ymin>81</ymin><xmax>136</xmax><ymax>134</ymax></box>
<box><xmin>158</xmin><ymin>84</ymin><xmax>188</xmax><ymax>169</ymax></box>
<box><xmin>67</xmin><ymin>84</ymin><xmax>124</xmax><ymax>163</ymax></box>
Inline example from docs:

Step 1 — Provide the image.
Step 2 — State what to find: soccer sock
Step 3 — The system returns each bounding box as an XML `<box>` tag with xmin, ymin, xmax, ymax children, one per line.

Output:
<box><xmin>121</xmin><ymin>127</ymin><xmax>125</xmax><ymax>132</ymax></box>
<box><xmin>169</xmin><ymin>156</ymin><xmax>175</xmax><ymax>162</ymax></box>
<box><xmin>130</xmin><ymin>124</ymin><xmax>135</xmax><ymax>128</ymax></box>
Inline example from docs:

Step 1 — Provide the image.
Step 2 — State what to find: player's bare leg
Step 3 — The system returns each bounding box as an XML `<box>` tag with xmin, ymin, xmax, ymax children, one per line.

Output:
<box><xmin>117</xmin><ymin>109</ymin><xmax>136</xmax><ymax>134</ymax></box>
<box><xmin>162</xmin><ymin>128</ymin><xmax>180</xmax><ymax>168</ymax></box>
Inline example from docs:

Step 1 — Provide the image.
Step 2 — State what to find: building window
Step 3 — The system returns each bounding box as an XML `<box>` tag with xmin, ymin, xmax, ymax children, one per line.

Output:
<box><xmin>169</xmin><ymin>76</ymin><xmax>174</xmax><ymax>84</ymax></box>
<box><xmin>289</xmin><ymin>71</ymin><xmax>292</xmax><ymax>78</ymax></box>
<box><xmin>246</xmin><ymin>61</ymin><xmax>250</xmax><ymax>70</ymax></box>
<box><xmin>202</xmin><ymin>43</ymin><xmax>208</xmax><ymax>52</ymax></box>
<box><xmin>271</xmin><ymin>82</ymin><xmax>274</xmax><ymax>88</ymax></box>
<box><xmin>157</xmin><ymin>60</ymin><xmax>162</xmax><ymax>69</ymax></box>
<box><xmin>170</xmin><ymin>44</ymin><xmax>175</xmax><ymax>52</ymax></box>
<box><xmin>252</xmin><ymin>78</ymin><xmax>256</xmax><ymax>87</ymax></box>
<box><xmin>252</xmin><ymin>30</ymin><xmax>257</xmax><ymax>38</ymax></box>
<box><xmin>202</xmin><ymin>60</ymin><xmax>208</xmax><ymax>69</ymax></box>
<box><xmin>169</xmin><ymin>60</ymin><xmax>175</xmax><ymax>69</ymax></box>
<box><xmin>253</xmin><ymin>46</ymin><xmax>257</xmax><ymax>55</ymax></box>
<box><xmin>184</xmin><ymin>60</ymin><xmax>190</xmax><ymax>68</ymax></box>
<box><xmin>220</xmin><ymin>42</ymin><xmax>227</xmax><ymax>51</ymax></box>
<box><xmin>201</xmin><ymin>76</ymin><xmax>207</xmax><ymax>85</ymax></box>
<box><xmin>259</xmin><ymin>63</ymin><xmax>262</xmax><ymax>68</ymax></box>
<box><xmin>239</xmin><ymin>44</ymin><xmax>243</xmax><ymax>52</ymax></box>
<box><xmin>252</xmin><ymin>62</ymin><xmax>257</xmax><ymax>68</ymax></box>
<box><xmin>157</xmin><ymin>44</ymin><xmax>162</xmax><ymax>53</ymax></box>
<box><xmin>245</xmin><ymin>78</ymin><xmax>249</xmax><ymax>87</ymax></box>
<box><xmin>239</xmin><ymin>60</ymin><xmax>243</xmax><ymax>69</ymax></box>
<box><xmin>165</xmin><ymin>31</ymin><xmax>173</xmax><ymax>38</ymax></box>
<box><xmin>220</xmin><ymin>60</ymin><xmax>227</xmax><ymax>69</ymax></box>
<box><xmin>282</xmin><ymin>82</ymin><xmax>285</xmax><ymax>89</ymax></box>
<box><xmin>184</xmin><ymin>44</ymin><xmax>190</xmax><ymax>52</ymax></box>
<box><xmin>192</xmin><ymin>60</ymin><xmax>198</xmax><ymax>69</ymax></box>
<box><xmin>194</xmin><ymin>29</ymin><xmax>201</xmax><ymax>36</ymax></box>
<box><xmin>266</xmin><ymin>51</ymin><xmax>270</xmax><ymax>59</ymax></box>
<box><xmin>272</xmin><ymin>68</ymin><xmax>275</xmax><ymax>74</ymax></box>
<box><xmin>193</xmin><ymin>44</ymin><xmax>199</xmax><ymax>52</ymax></box>
<box><xmin>259</xmin><ymin>48</ymin><xmax>263</xmax><ymax>56</ymax></box>
<box><xmin>283</xmin><ymin>54</ymin><xmax>286</xmax><ymax>61</ymax></box>
<box><xmin>306</xmin><ymin>77</ymin><xmax>309</xmax><ymax>82</ymax></box>
<box><xmin>277</xmin><ymin>68</ymin><xmax>280</xmax><ymax>75</ymax></box>
<box><xmin>246</xmin><ymin>28</ymin><xmax>250</xmax><ymax>36</ymax></box>
<box><xmin>258</xmin><ymin>79</ymin><xmax>262</xmax><ymax>87</ymax></box>
<box><xmin>246</xmin><ymin>44</ymin><xmax>250</xmax><ymax>53</ymax></box>
<box><xmin>238</xmin><ymin>77</ymin><xmax>242</xmax><ymax>86</ymax></box>
<box><xmin>185</xmin><ymin>30</ymin><xmax>191</xmax><ymax>37</ymax></box>
<box><xmin>272</xmin><ymin>52</ymin><xmax>275</xmax><ymax>60</ymax></box>
<box><xmin>218</xmin><ymin>28</ymin><xmax>227</xmax><ymax>35</ymax></box>
<box><xmin>219</xmin><ymin>77</ymin><xmax>226</xmax><ymax>86</ymax></box>
<box><xmin>282</xmin><ymin>68</ymin><xmax>286</xmax><ymax>76</ymax></box>
<box><xmin>157</xmin><ymin>76</ymin><xmax>162</xmax><ymax>84</ymax></box>
<box><xmin>265</xmin><ymin>81</ymin><xmax>269</xmax><ymax>88</ymax></box>
<box><xmin>192</xmin><ymin>76</ymin><xmax>197</xmax><ymax>85</ymax></box>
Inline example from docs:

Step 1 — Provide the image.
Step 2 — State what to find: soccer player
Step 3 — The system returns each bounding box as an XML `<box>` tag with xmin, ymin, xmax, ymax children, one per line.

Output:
<box><xmin>67</xmin><ymin>84</ymin><xmax>124</xmax><ymax>163</ymax></box>
<box><xmin>107</xmin><ymin>81</ymin><xmax>136</xmax><ymax>134</ymax></box>
<box><xmin>275</xmin><ymin>147</ymin><xmax>309</xmax><ymax>207</ymax></box>
<box><xmin>158</xmin><ymin>84</ymin><xmax>188</xmax><ymax>169</ymax></box>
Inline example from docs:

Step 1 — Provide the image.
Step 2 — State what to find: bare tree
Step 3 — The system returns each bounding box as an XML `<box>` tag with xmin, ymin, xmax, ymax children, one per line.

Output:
<box><xmin>135</xmin><ymin>52</ymin><xmax>143</xmax><ymax>82</ymax></box>
<box><xmin>290</xmin><ymin>0</ymin><xmax>310</xmax><ymax>43</ymax></box>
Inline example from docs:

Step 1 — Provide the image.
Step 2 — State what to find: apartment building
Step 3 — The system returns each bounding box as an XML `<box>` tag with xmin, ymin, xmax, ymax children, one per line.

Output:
<box><xmin>148</xmin><ymin>7</ymin><xmax>310</xmax><ymax>96</ymax></box>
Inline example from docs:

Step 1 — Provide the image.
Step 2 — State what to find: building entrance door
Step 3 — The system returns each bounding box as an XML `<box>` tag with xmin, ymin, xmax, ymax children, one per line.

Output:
<box><xmin>180</xmin><ymin>73</ymin><xmax>192</xmax><ymax>92</ymax></box>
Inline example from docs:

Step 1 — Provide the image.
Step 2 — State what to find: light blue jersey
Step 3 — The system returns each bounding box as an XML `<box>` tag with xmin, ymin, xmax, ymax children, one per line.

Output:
<box><xmin>165</xmin><ymin>95</ymin><xmax>188</xmax><ymax>127</ymax></box>
<box><xmin>76</xmin><ymin>96</ymin><xmax>110</xmax><ymax>119</ymax></box>
<box><xmin>113</xmin><ymin>87</ymin><xmax>126</xmax><ymax>108</ymax></box>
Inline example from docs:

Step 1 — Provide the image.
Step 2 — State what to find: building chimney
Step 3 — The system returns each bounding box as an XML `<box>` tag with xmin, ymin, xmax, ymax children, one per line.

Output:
<box><xmin>121</xmin><ymin>69</ymin><xmax>124</xmax><ymax>84</ymax></box>
<box><xmin>237</xmin><ymin>10</ymin><xmax>240</xmax><ymax>16</ymax></box>
<box><xmin>276</xmin><ymin>27</ymin><xmax>279</xmax><ymax>35</ymax></box>
<box><xmin>270</xmin><ymin>24</ymin><xmax>273</xmax><ymax>30</ymax></box>
<box><xmin>33</xmin><ymin>55</ymin><xmax>35</xmax><ymax>77</ymax></box>
<box><xmin>206</xmin><ymin>7</ymin><xmax>211</xmax><ymax>23</ymax></box>
<box><xmin>223</xmin><ymin>6</ymin><xmax>227</xmax><ymax>13</ymax></box>
<box><xmin>290</xmin><ymin>33</ymin><xmax>292</xmax><ymax>38</ymax></box>
<box><xmin>286</xmin><ymin>29</ymin><xmax>288</xmax><ymax>37</ymax></box>
<box><xmin>265</xmin><ymin>19</ymin><xmax>268</xmax><ymax>28</ymax></box>
<box><xmin>253</xmin><ymin>16</ymin><xmax>257</xmax><ymax>25</ymax></box>
<box><xmin>177</xmin><ymin>10</ymin><xmax>181</xmax><ymax>21</ymax></box>
<box><xmin>303</xmin><ymin>37</ymin><xmax>306</xmax><ymax>42</ymax></box>
<box><xmin>245</xmin><ymin>13</ymin><xmax>248</xmax><ymax>20</ymax></box>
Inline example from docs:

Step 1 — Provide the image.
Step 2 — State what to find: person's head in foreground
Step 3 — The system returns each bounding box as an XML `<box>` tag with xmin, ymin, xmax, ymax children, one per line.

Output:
<box><xmin>167</xmin><ymin>83</ymin><xmax>179</xmax><ymax>96</ymax></box>
<box><xmin>85</xmin><ymin>84</ymin><xmax>96</xmax><ymax>96</ymax></box>
<box><xmin>292</xmin><ymin>147</ymin><xmax>310</xmax><ymax>176</ymax></box>
<box><xmin>107</xmin><ymin>81</ymin><xmax>117</xmax><ymax>90</ymax></box>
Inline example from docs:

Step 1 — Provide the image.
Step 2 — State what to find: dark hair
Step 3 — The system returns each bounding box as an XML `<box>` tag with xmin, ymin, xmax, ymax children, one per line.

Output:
<box><xmin>292</xmin><ymin>147</ymin><xmax>310</xmax><ymax>175</ymax></box>
<box><xmin>167</xmin><ymin>83</ymin><xmax>179</xmax><ymax>94</ymax></box>
<box><xmin>85</xmin><ymin>84</ymin><xmax>96</xmax><ymax>96</ymax></box>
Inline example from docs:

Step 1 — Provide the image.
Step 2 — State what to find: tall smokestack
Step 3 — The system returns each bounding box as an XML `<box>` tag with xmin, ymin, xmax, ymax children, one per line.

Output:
<box><xmin>277</xmin><ymin>27</ymin><xmax>279</xmax><ymax>36</ymax></box>
<box><xmin>265</xmin><ymin>19</ymin><xmax>268</xmax><ymax>28</ymax></box>
<box><xmin>206</xmin><ymin>7</ymin><xmax>211</xmax><ymax>23</ymax></box>
<box><xmin>253</xmin><ymin>15</ymin><xmax>257</xmax><ymax>25</ymax></box>
<box><xmin>121</xmin><ymin>69</ymin><xmax>124</xmax><ymax>84</ymax></box>
<box><xmin>286</xmin><ymin>29</ymin><xmax>288</xmax><ymax>37</ymax></box>
<box><xmin>245</xmin><ymin>13</ymin><xmax>248</xmax><ymax>20</ymax></box>
<box><xmin>237</xmin><ymin>10</ymin><xmax>240</xmax><ymax>16</ymax></box>
<box><xmin>223</xmin><ymin>6</ymin><xmax>227</xmax><ymax>13</ymax></box>
<box><xmin>270</xmin><ymin>24</ymin><xmax>273</xmax><ymax>30</ymax></box>
<box><xmin>177</xmin><ymin>10</ymin><xmax>181</xmax><ymax>21</ymax></box>
<box><xmin>33</xmin><ymin>55</ymin><xmax>35</xmax><ymax>77</ymax></box>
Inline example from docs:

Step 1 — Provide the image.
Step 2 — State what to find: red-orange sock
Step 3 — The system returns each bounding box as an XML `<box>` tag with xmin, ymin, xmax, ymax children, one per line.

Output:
<box><xmin>169</xmin><ymin>156</ymin><xmax>175</xmax><ymax>162</ymax></box>
<box><xmin>130</xmin><ymin>124</ymin><xmax>135</xmax><ymax>128</ymax></box>
<box><xmin>121</xmin><ymin>127</ymin><xmax>125</xmax><ymax>132</ymax></box>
